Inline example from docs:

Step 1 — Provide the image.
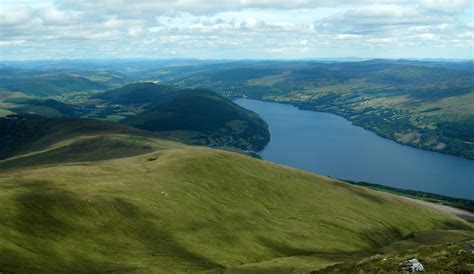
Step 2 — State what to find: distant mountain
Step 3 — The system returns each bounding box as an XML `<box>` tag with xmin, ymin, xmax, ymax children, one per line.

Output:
<box><xmin>3</xmin><ymin>97</ymin><xmax>80</xmax><ymax>118</ymax></box>
<box><xmin>0</xmin><ymin>115</ymin><xmax>471</xmax><ymax>272</ymax></box>
<box><xmin>0</xmin><ymin>74</ymin><xmax>106</xmax><ymax>96</ymax></box>
<box><xmin>94</xmin><ymin>82</ymin><xmax>270</xmax><ymax>151</ymax></box>
<box><xmin>95</xmin><ymin>82</ymin><xmax>178</xmax><ymax>104</ymax></box>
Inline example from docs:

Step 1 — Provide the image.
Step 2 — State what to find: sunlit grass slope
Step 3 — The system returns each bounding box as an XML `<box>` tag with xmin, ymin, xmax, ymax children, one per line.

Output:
<box><xmin>0</xmin><ymin>119</ymin><xmax>471</xmax><ymax>273</ymax></box>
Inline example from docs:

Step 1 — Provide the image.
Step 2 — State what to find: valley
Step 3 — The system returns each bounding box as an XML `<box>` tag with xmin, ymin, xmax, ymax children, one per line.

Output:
<box><xmin>2</xmin><ymin>0</ymin><xmax>473</xmax><ymax>272</ymax></box>
<box><xmin>0</xmin><ymin>59</ymin><xmax>473</xmax><ymax>272</ymax></box>
<box><xmin>4</xmin><ymin>59</ymin><xmax>471</xmax><ymax>159</ymax></box>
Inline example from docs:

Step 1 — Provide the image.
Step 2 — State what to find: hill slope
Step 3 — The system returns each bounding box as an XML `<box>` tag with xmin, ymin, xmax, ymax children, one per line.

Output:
<box><xmin>94</xmin><ymin>82</ymin><xmax>270</xmax><ymax>151</ymax></box>
<box><xmin>0</xmin><ymin>74</ymin><xmax>106</xmax><ymax>97</ymax></box>
<box><xmin>0</xmin><ymin>117</ymin><xmax>471</xmax><ymax>273</ymax></box>
<box><xmin>0</xmin><ymin>114</ymin><xmax>155</xmax><ymax>161</ymax></box>
<box><xmin>1</xmin><ymin>98</ymin><xmax>80</xmax><ymax>118</ymax></box>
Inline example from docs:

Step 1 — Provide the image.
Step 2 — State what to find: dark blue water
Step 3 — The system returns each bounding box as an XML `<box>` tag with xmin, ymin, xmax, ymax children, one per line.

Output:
<box><xmin>236</xmin><ymin>99</ymin><xmax>474</xmax><ymax>200</ymax></box>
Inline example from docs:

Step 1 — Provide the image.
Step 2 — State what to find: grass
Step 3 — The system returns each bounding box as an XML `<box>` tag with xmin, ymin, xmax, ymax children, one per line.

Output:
<box><xmin>0</xmin><ymin>120</ymin><xmax>472</xmax><ymax>272</ymax></box>
<box><xmin>227</xmin><ymin>230</ymin><xmax>474</xmax><ymax>273</ymax></box>
<box><xmin>316</xmin><ymin>230</ymin><xmax>474</xmax><ymax>272</ymax></box>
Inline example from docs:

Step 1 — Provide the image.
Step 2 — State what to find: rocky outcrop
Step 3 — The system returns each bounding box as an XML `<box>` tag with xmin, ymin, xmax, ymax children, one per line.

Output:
<box><xmin>400</xmin><ymin>258</ymin><xmax>424</xmax><ymax>272</ymax></box>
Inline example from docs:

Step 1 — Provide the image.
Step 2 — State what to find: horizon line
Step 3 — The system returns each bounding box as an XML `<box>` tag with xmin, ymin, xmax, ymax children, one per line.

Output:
<box><xmin>2</xmin><ymin>57</ymin><xmax>473</xmax><ymax>63</ymax></box>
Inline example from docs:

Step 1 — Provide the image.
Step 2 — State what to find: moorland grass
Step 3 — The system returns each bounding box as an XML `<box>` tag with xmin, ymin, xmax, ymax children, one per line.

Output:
<box><xmin>0</xmin><ymin>123</ymin><xmax>472</xmax><ymax>272</ymax></box>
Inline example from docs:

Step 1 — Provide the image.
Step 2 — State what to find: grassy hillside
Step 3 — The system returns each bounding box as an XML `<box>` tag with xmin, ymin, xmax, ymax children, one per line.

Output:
<box><xmin>0</xmin><ymin>115</ymin><xmax>154</xmax><ymax>161</ymax></box>
<box><xmin>228</xmin><ymin>230</ymin><xmax>474</xmax><ymax>273</ymax></box>
<box><xmin>314</xmin><ymin>230</ymin><xmax>474</xmax><ymax>272</ymax></box>
<box><xmin>1</xmin><ymin>98</ymin><xmax>80</xmax><ymax>118</ymax></box>
<box><xmin>93</xmin><ymin>82</ymin><xmax>270</xmax><ymax>151</ymax></box>
<box><xmin>0</xmin><ymin>74</ymin><xmax>106</xmax><ymax>97</ymax></box>
<box><xmin>0</xmin><ymin>118</ymin><xmax>472</xmax><ymax>273</ymax></box>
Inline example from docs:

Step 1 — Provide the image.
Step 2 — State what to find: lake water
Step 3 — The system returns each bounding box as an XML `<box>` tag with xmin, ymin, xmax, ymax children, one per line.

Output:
<box><xmin>236</xmin><ymin>99</ymin><xmax>474</xmax><ymax>200</ymax></box>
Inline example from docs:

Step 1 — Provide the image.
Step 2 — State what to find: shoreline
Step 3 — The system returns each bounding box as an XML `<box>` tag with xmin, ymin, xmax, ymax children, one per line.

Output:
<box><xmin>236</xmin><ymin>96</ymin><xmax>474</xmax><ymax>161</ymax></box>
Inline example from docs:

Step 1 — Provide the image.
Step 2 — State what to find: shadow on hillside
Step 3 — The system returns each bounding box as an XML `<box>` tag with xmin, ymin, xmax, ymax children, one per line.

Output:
<box><xmin>113</xmin><ymin>197</ymin><xmax>225</xmax><ymax>270</ymax></box>
<box><xmin>256</xmin><ymin>236</ymin><xmax>357</xmax><ymax>257</ymax></box>
<box><xmin>2</xmin><ymin>180</ymin><xmax>223</xmax><ymax>272</ymax></box>
<box><xmin>0</xmin><ymin>136</ymin><xmax>154</xmax><ymax>170</ymax></box>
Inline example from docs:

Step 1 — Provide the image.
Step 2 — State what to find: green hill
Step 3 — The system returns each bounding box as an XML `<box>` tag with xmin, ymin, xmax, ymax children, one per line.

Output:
<box><xmin>0</xmin><ymin>74</ymin><xmax>106</xmax><ymax>97</ymax></box>
<box><xmin>0</xmin><ymin>117</ymin><xmax>472</xmax><ymax>273</ymax></box>
<box><xmin>0</xmin><ymin>115</ymin><xmax>156</xmax><ymax>162</ymax></box>
<box><xmin>94</xmin><ymin>81</ymin><xmax>179</xmax><ymax>104</ymax></box>
<box><xmin>94</xmin><ymin>82</ymin><xmax>270</xmax><ymax>151</ymax></box>
<box><xmin>1</xmin><ymin>98</ymin><xmax>80</xmax><ymax>118</ymax></box>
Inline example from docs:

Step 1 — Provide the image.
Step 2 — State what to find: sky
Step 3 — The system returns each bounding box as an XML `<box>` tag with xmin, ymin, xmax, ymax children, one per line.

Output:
<box><xmin>0</xmin><ymin>0</ymin><xmax>473</xmax><ymax>60</ymax></box>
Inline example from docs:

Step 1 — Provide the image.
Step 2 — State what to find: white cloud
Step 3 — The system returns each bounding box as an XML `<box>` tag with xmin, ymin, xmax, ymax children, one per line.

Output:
<box><xmin>127</xmin><ymin>26</ymin><xmax>144</xmax><ymax>36</ymax></box>
<box><xmin>417</xmin><ymin>33</ymin><xmax>438</xmax><ymax>40</ymax></box>
<box><xmin>337</xmin><ymin>34</ymin><xmax>361</xmax><ymax>40</ymax></box>
<box><xmin>0</xmin><ymin>7</ymin><xmax>32</xmax><ymax>26</ymax></box>
<box><xmin>38</xmin><ymin>6</ymin><xmax>80</xmax><ymax>25</ymax></box>
<box><xmin>265</xmin><ymin>47</ymin><xmax>288</xmax><ymax>53</ymax></box>
<box><xmin>365</xmin><ymin>38</ymin><xmax>397</xmax><ymax>44</ymax></box>
<box><xmin>243</xmin><ymin>17</ymin><xmax>258</xmax><ymax>28</ymax></box>
<box><xmin>421</xmin><ymin>0</ymin><xmax>472</xmax><ymax>14</ymax></box>
<box><xmin>60</xmin><ymin>0</ymin><xmax>373</xmax><ymax>15</ymax></box>
<box><xmin>345</xmin><ymin>4</ymin><xmax>420</xmax><ymax>19</ymax></box>
<box><xmin>0</xmin><ymin>40</ymin><xmax>26</xmax><ymax>46</ymax></box>
<box><xmin>0</xmin><ymin>0</ymin><xmax>472</xmax><ymax>59</ymax></box>
<box><xmin>321</xmin><ymin>3</ymin><xmax>445</xmax><ymax>35</ymax></box>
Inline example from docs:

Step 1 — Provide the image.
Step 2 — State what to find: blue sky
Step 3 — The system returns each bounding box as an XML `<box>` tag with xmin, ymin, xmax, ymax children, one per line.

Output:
<box><xmin>1</xmin><ymin>0</ymin><xmax>473</xmax><ymax>60</ymax></box>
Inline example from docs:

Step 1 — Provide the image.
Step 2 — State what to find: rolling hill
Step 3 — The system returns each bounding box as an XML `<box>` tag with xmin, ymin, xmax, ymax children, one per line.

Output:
<box><xmin>0</xmin><ymin>114</ymin><xmax>156</xmax><ymax>162</ymax></box>
<box><xmin>0</xmin><ymin>73</ymin><xmax>106</xmax><ymax>97</ymax></box>
<box><xmin>93</xmin><ymin>82</ymin><xmax>270</xmax><ymax>151</ymax></box>
<box><xmin>1</xmin><ymin>98</ymin><xmax>80</xmax><ymax>118</ymax></box>
<box><xmin>3</xmin><ymin>59</ymin><xmax>472</xmax><ymax>157</ymax></box>
<box><xmin>0</xmin><ymin>116</ymin><xmax>472</xmax><ymax>272</ymax></box>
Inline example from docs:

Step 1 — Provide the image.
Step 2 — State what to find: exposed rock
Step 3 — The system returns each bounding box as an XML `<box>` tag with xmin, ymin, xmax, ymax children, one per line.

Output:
<box><xmin>400</xmin><ymin>258</ymin><xmax>424</xmax><ymax>272</ymax></box>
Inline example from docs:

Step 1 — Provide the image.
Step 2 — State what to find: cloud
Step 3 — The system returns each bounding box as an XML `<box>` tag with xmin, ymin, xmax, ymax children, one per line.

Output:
<box><xmin>417</xmin><ymin>33</ymin><xmax>438</xmax><ymax>40</ymax></box>
<box><xmin>38</xmin><ymin>6</ymin><xmax>80</xmax><ymax>25</ymax></box>
<box><xmin>0</xmin><ymin>6</ymin><xmax>32</xmax><ymax>26</ymax></box>
<box><xmin>0</xmin><ymin>40</ymin><xmax>26</xmax><ymax>46</ymax></box>
<box><xmin>421</xmin><ymin>0</ymin><xmax>472</xmax><ymax>14</ymax></box>
<box><xmin>0</xmin><ymin>0</ymin><xmax>472</xmax><ymax>60</ymax></box>
<box><xmin>337</xmin><ymin>34</ymin><xmax>362</xmax><ymax>40</ymax></box>
<box><xmin>59</xmin><ymin>0</ymin><xmax>373</xmax><ymax>15</ymax></box>
<box><xmin>320</xmin><ymin>3</ymin><xmax>448</xmax><ymax>35</ymax></box>
<box><xmin>265</xmin><ymin>47</ymin><xmax>288</xmax><ymax>53</ymax></box>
